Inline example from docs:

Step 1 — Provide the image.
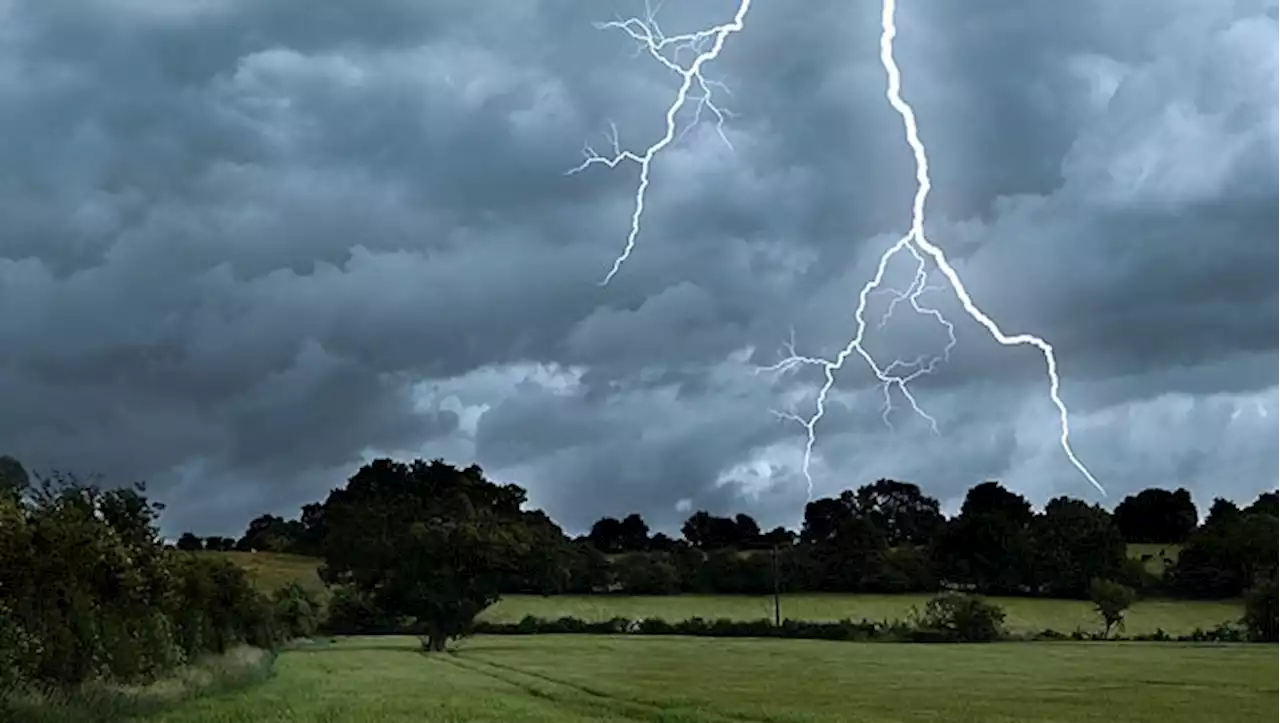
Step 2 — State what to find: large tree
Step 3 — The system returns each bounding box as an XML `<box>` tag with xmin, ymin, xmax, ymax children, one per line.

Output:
<box><xmin>931</xmin><ymin>482</ymin><xmax>1036</xmax><ymax>595</ymax></box>
<box><xmin>318</xmin><ymin>458</ymin><xmax>558</xmax><ymax>651</ymax></box>
<box><xmin>1031</xmin><ymin>497</ymin><xmax>1127</xmax><ymax>598</ymax></box>
<box><xmin>681</xmin><ymin>510</ymin><xmax>748</xmax><ymax>550</ymax></box>
<box><xmin>1112</xmin><ymin>487</ymin><xmax>1197</xmax><ymax>543</ymax></box>
<box><xmin>587</xmin><ymin>513</ymin><xmax>651</xmax><ymax>553</ymax></box>
<box><xmin>1172</xmin><ymin>511</ymin><xmax>1279</xmax><ymax>598</ymax></box>
<box><xmin>850</xmin><ymin>479</ymin><xmax>945</xmax><ymax>547</ymax></box>
<box><xmin>959</xmin><ymin>481</ymin><xmax>1034</xmax><ymax>526</ymax></box>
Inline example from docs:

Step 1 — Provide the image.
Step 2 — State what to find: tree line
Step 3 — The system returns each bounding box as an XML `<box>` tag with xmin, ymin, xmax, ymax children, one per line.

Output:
<box><xmin>208</xmin><ymin>466</ymin><xmax>1278</xmax><ymax>603</ymax></box>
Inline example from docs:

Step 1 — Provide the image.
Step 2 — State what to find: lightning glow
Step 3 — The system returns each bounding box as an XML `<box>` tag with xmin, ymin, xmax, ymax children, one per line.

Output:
<box><xmin>576</xmin><ymin>0</ymin><xmax>1105</xmax><ymax>501</ymax></box>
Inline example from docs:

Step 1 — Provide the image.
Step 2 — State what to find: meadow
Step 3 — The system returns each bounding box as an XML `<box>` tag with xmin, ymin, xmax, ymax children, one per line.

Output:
<box><xmin>208</xmin><ymin>547</ymin><xmax>1238</xmax><ymax>637</ymax></box>
<box><xmin>483</xmin><ymin>592</ymin><xmax>1238</xmax><ymax>637</ymax></box>
<box><xmin>131</xmin><ymin>635</ymin><xmax>1278</xmax><ymax>723</ymax></box>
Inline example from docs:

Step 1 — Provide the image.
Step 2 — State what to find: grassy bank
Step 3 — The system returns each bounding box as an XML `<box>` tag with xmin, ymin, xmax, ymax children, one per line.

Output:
<box><xmin>3</xmin><ymin>646</ymin><xmax>276</xmax><ymax>723</ymax></box>
<box><xmin>120</xmin><ymin>635</ymin><xmax>1277</xmax><ymax>722</ymax></box>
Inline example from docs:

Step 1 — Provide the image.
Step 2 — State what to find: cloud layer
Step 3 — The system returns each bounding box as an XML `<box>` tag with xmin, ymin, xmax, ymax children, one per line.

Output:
<box><xmin>2</xmin><ymin>0</ymin><xmax>1276</xmax><ymax>536</ymax></box>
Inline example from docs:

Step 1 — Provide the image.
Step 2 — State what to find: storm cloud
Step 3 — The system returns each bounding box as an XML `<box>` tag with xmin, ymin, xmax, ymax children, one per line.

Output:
<box><xmin>1</xmin><ymin>0</ymin><xmax>1276</xmax><ymax>536</ymax></box>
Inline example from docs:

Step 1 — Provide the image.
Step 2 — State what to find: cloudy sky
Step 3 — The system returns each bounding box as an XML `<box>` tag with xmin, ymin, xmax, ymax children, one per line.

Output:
<box><xmin>1</xmin><ymin>0</ymin><xmax>1276</xmax><ymax>537</ymax></box>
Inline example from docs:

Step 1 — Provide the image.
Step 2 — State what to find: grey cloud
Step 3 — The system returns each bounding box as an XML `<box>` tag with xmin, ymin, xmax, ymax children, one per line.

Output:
<box><xmin>0</xmin><ymin>0</ymin><xmax>1274</xmax><ymax>536</ymax></box>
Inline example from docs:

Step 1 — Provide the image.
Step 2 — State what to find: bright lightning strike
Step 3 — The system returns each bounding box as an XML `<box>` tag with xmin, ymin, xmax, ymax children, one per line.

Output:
<box><xmin>576</xmin><ymin>0</ymin><xmax>1105</xmax><ymax>502</ymax></box>
<box><xmin>761</xmin><ymin>0</ymin><xmax>1106</xmax><ymax>500</ymax></box>
<box><xmin>567</xmin><ymin>0</ymin><xmax>752</xmax><ymax>285</ymax></box>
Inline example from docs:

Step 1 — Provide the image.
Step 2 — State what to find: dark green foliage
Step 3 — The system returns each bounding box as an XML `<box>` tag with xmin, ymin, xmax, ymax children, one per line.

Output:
<box><xmin>612</xmin><ymin>552</ymin><xmax>683</xmax><ymax>594</ymax></box>
<box><xmin>1031</xmin><ymin>498</ymin><xmax>1128</xmax><ymax>598</ymax></box>
<box><xmin>316</xmin><ymin>458</ymin><xmax>562</xmax><ymax>651</ymax></box>
<box><xmin>322</xmin><ymin>585</ymin><xmax>398</xmax><ymax>635</ymax></box>
<box><xmin>1113</xmin><ymin>487</ymin><xmax>1198</xmax><ymax>543</ymax></box>
<box><xmin>681</xmin><ymin>510</ymin><xmax>759</xmax><ymax>550</ymax></box>
<box><xmin>1172</xmin><ymin>511</ymin><xmax>1278</xmax><ymax>598</ymax></box>
<box><xmin>587</xmin><ymin>513</ymin><xmax>650</xmax><ymax>554</ymax></box>
<box><xmin>272</xmin><ymin>582</ymin><xmax>322</xmax><ymax>639</ymax></box>
<box><xmin>850</xmin><ymin>479</ymin><xmax>946</xmax><ymax>547</ymax></box>
<box><xmin>0</xmin><ymin>467</ymin><xmax>278</xmax><ymax>701</ymax></box>
<box><xmin>1243</xmin><ymin>490</ymin><xmax>1278</xmax><ymax>519</ymax></box>
<box><xmin>1242</xmin><ymin>574</ymin><xmax>1278</xmax><ymax>643</ymax></box>
<box><xmin>176</xmin><ymin>532</ymin><xmax>204</xmax><ymax>551</ymax></box>
<box><xmin>910</xmin><ymin>593</ymin><xmax>1007</xmax><ymax>643</ymax></box>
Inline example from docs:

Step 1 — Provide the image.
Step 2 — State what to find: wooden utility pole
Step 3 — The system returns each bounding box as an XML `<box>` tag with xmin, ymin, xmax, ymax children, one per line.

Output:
<box><xmin>771</xmin><ymin>544</ymin><xmax>781</xmax><ymax>627</ymax></box>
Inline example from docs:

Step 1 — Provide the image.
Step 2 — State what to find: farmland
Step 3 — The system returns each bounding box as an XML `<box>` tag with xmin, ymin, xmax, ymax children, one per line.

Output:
<box><xmin>207</xmin><ymin>549</ymin><xmax>1240</xmax><ymax>637</ymax></box>
<box><xmin>132</xmin><ymin>635</ymin><xmax>1278</xmax><ymax>723</ymax></box>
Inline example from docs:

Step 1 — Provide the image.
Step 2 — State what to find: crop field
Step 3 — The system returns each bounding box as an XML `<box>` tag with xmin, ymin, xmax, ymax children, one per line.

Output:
<box><xmin>133</xmin><ymin>635</ymin><xmax>1277</xmax><ymax>723</ymax></box>
<box><xmin>483</xmin><ymin>593</ymin><xmax>1240</xmax><ymax>637</ymax></box>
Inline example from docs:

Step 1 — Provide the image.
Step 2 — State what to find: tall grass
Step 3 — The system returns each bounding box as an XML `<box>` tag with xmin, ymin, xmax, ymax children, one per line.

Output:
<box><xmin>4</xmin><ymin>645</ymin><xmax>276</xmax><ymax>723</ymax></box>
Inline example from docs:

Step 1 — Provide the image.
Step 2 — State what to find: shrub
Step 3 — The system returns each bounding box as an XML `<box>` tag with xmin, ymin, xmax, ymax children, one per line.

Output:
<box><xmin>322</xmin><ymin>585</ymin><xmax>395</xmax><ymax>635</ymax></box>
<box><xmin>272</xmin><ymin>583</ymin><xmax>322</xmax><ymax>640</ymax></box>
<box><xmin>1088</xmin><ymin>578</ymin><xmax>1136</xmax><ymax>638</ymax></box>
<box><xmin>910</xmin><ymin>593</ymin><xmax>1006</xmax><ymax>642</ymax></box>
<box><xmin>1242</xmin><ymin>574</ymin><xmax>1278</xmax><ymax>643</ymax></box>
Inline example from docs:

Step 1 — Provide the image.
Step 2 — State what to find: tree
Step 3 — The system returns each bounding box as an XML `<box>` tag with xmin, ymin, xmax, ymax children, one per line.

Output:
<box><xmin>930</xmin><ymin>482</ymin><xmax>1036</xmax><ymax>595</ymax></box>
<box><xmin>959</xmin><ymin>481</ymin><xmax>1033</xmax><ymax>526</ymax></box>
<box><xmin>1172</xmin><ymin>511</ymin><xmax>1279</xmax><ymax>598</ymax></box>
<box><xmin>1031</xmin><ymin>498</ymin><xmax>1127</xmax><ymax>598</ymax></box>
<box><xmin>761</xmin><ymin>526</ymin><xmax>796</xmax><ymax>548</ymax></box>
<box><xmin>1112</xmin><ymin>487</ymin><xmax>1197</xmax><ymax>543</ymax></box>
<box><xmin>732</xmin><ymin>513</ymin><xmax>762</xmax><ymax>549</ymax></box>
<box><xmin>1244</xmin><ymin>491</ymin><xmax>1278</xmax><ymax>518</ymax></box>
<box><xmin>318</xmin><ymin>458</ymin><xmax>558</xmax><ymax>652</ymax></box>
<box><xmin>236</xmin><ymin>514</ymin><xmax>301</xmax><ymax>553</ymax></box>
<box><xmin>588</xmin><ymin>513</ymin><xmax>650</xmax><ymax>554</ymax></box>
<box><xmin>681</xmin><ymin>511</ymin><xmax>743</xmax><ymax>550</ymax></box>
<box><xmin>1242</xmin><ymin>573</ymin><xmax>1278</xmax><ymax>643</ymax></box>
<box><xmin>1202</xmin><ymin>498</ymin><xmax>1241</xmax><ymax>529</ymax></box>
<box><xmin>1089</xmin><ymin>578</ymin><xmax>1136</xmax><ymax>638</ymax></box>
<box><xmin>647</xmin><ymin>532</ymin><xmax>681</xmax><ymax>553</ymax></box>
<box><xmin>801</xmin><ymin>492</ymin><xmax>856</xmax><ymax>545</ymax></box>
<box><xmin>850</xmin><ymin>479</ymin><xmax>945</xmax><ymax>547</ymax></box>
<box><xmin>203</xmin><ymin>535</ymin><xmax>236</xmax><ymax>551</ymax></box>
<box><xmin>617</xmin><ymin>513</ymin><xmax>651</xmax><ymax>552</ymax></box>
<box><xmin>930</xmin><ymin>512</ymin><xmax>1034</xmax><ymax>595</ymax></box>
<box><xmin>176</xmin><ymin>532</ymin><xmax>204</xmax><ymax>551</ymax></box>
<box><xmin>0</xmin><ymin>455</ymin><xmax>29</xmax><ymax>502</ymax></box>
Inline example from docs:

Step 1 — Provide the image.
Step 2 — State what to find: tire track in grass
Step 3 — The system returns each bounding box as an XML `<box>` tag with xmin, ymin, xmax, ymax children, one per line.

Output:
<box><xmin>448</xmin><ymin>651</ymin><xmax>791</xmax><ymax>723</ymax></box>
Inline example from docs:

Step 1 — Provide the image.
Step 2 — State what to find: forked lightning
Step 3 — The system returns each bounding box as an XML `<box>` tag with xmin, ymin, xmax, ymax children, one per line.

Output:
<box><xmin>573</xmin><ymin>0</ymin><xmax>1106</xmax><ymax>501</ymax></box>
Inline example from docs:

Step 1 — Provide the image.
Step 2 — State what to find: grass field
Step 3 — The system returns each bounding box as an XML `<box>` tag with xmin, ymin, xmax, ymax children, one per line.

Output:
<box><xmin>132</xmin><ymin>635</ymin><xmax>1278</xmax><ymax>723</ymax></box>
<box><xmin>1127</xmin><ymin>543</ymin><xmax>1182</xmax><ymax>576</ymax></box>
<box><xmin>483</xmin><ymin>593</ymin><xmax>1241</xmax><ymax>636</ymax></box>
<box><xmin>206</xmin><ymin>547</ymin><xmax>1235</xmax><ymax>637</ymax></box>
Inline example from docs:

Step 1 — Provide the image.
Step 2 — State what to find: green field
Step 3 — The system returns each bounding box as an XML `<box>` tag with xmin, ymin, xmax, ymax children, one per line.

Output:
<box><xmin>133</xmin><ymin>636</ymin><xmax>1277</xmax><ymax>723</ymax></box>
<box><xmin>483</xmin><ymin>593</ymin><xmax>1241</xmax><ymax>636</ymax></box>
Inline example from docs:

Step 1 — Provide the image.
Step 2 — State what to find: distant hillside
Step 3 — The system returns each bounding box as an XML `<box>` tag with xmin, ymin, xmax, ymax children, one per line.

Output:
<box><xmin>197</xmin><ymin>550</ymin><xmax>329</xmax><ymax>602</ymax></box>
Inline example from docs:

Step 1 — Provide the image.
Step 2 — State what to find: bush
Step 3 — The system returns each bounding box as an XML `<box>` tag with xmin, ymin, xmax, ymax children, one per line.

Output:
<box><xmin>1088</xmin><ymin>578</ymin><xmax>1136</xmax><ymax>638</ymax></box>
<box><xmin>322</xmin><ymin>585</ymin><xmax>396</xmax><ymax>635</ymax></box>
<box><xmin>1242</xmin><ymin>575</ymin><xmax>1278</xmax><ymax>643</ymax></box>
<box><xmin>272</xmin><ymin>583</ymin><xmax>323</xmax><ymax>640</ymax></box>
<box><xmin>910</xmin><ymin>593</ymin><xmax>1006</xmax><ymax>642</ymax></box>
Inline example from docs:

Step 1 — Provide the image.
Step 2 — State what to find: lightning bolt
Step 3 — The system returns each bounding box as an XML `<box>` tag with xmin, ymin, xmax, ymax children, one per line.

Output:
<box><xmin>567</xmin><ymin>0</ymin><xmax>751</xmax><ymax>285</ymax></box>
<box><xmin>576</xmin><ymin>0</ymin><xmax>1105</xmax><ymax>502</ymax></box>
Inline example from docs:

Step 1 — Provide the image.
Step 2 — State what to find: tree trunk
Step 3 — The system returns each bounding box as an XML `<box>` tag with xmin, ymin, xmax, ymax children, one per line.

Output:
<box><xmin>428</xmin><ymin>633</ymin><xmax>448</xmax><ymax>652</ymax></box>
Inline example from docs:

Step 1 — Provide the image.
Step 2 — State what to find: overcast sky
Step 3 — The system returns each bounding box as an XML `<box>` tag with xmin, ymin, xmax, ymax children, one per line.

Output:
<box><xmin>1</xmin><ymin>0</ymin><xmax>1276</xmax><ymax>538</ymax></box>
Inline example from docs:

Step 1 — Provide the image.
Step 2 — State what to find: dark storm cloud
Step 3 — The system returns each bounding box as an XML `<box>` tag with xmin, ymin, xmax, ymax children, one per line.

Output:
<box><xmin>0</xmin><ymin>0</ymin><xmax>1274</xmax><ymax>536</ymax></box>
